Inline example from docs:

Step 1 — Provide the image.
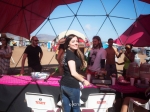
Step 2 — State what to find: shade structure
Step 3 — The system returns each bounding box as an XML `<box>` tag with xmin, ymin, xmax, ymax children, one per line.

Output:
<box><xmin>139</xmin><ymin>0</ymin><xmax>150</xmax><ymax>4</ymax></box>
<box><xmin>58</xmin><ymin>30</ymin><xmax>86</xmax><ymax>41</ymax></box>
<box><xmin>114</xmin><ymin>14</ymin><xmax>150</xmax><ymax>47</ymax></box>
<box><xmin>0</xmin><ymin>0</ymin><xmax>81</xmax><ymax>40</ymax></box>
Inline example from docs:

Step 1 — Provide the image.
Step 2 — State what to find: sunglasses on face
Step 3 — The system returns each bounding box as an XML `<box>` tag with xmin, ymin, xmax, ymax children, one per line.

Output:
<box><xmin>33</xmin><ymin>40</ymin><xmax>39</xmax><ymax>42</ymax></box>
<box><xmin>0</xmin><ymin>38</ymin><xmax>6</xmax><ymax>41</ymax></box>
<box><xmin>125</xmin><ymin>47</ymin><xmax>130</xmax><ymax>50</ymax></box>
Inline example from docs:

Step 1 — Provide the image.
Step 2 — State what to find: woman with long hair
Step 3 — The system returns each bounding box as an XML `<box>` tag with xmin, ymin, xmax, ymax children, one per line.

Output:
<box><xmin>0</xmin><ymin>33</ymin><xmax>12</xmax><ymax>75</ymax></box>
<box><xmin>60</xmin><ymin>34</ymin><xmax>90</xmax><ymax>112</ymax></box>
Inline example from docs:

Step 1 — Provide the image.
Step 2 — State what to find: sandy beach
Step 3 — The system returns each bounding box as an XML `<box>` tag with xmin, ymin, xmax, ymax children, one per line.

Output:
<box><xmin>10</xmin><ymin>46</ymin><xmax>147</xmax><ymax>75</ymax></box>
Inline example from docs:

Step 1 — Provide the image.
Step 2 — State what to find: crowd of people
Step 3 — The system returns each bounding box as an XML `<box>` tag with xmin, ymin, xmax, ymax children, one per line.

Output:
<box><xmin>55</xmin><ymin>35</ymin><xmax>149</xmax><ymax>112</ymax></box>
<box><xmin>0</xmin><ymin>33</ymin><xmax>149</xmax><ymax>112</ymax></box>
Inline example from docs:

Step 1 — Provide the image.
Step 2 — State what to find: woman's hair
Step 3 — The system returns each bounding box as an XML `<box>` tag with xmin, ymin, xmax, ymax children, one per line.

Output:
<box><xmin>64</xmin><ymin>34</ymin><xmax>86</xmax><ymax>69</ymax></box>
<box><xmin>125</xmin><ymin>43</ymin><xmax>133</xmax><ymax>49</ymax></box>
<box><xmin>0</xmin><ymin>37</ymin><xmax>10</xmax><ymax>49</ymax></box>
<box><xmin>92</xmin><ymin>36</ymin><xmax>103</xmax><ymax>48</ymax></box>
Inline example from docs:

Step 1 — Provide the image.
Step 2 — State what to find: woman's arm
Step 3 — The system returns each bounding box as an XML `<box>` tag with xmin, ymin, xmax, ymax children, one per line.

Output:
<box><xmin>68</xmin><ymin>60</ymin><xmax>90</xmax><ymax>86</ymax></box>
<box><xmin>116</xmin><ymin>62</ymin><xmax>125</xmax><ymax>65</ymax></box>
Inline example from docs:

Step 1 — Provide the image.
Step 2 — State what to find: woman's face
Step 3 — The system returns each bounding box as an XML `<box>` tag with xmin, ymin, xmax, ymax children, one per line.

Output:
<box><xmin>68</xmin><ymin>36</ymin><xmax>79</xmax><ymax>50</ymax></box>
<box><xmin>1</xmin><ymin>38</ymin><xmax>7</xmax><ymax>45</ymax></box>
<box><xmin>125</xmin><ymin>47</ymin><xmax>131</xmax><ymax>53</ymax></box>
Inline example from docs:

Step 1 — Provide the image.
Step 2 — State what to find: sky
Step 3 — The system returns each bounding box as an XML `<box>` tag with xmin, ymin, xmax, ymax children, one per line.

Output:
<box><xmin>31</xmin><ymin>0</ymin><xmax>150</xmax><ymax>42</ymax></box>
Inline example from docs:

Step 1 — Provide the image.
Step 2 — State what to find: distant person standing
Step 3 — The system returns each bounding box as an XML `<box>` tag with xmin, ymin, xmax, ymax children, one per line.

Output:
<box><xmin>116</xmin><ymin>44</ymin><xmax>135</xmax><ymax>78</ymax></box>
<box><xmin>20</xmin><ymin>36</ymin><xmax>43</xmax><ymax>75</ymax></box>
<box><xmin>86</xmin><ymin>36</ymin><xmax>106</xmax><ymax>81</ymax></box>
<box><xmin>0</xmin><ymin>33</ymin><xmax>12</xmax><ymax>75</ymax></box>
<box><xmin>105</xmin><ymin>38</ymin><xmax>122</xmax><ymax>78</ymax></box>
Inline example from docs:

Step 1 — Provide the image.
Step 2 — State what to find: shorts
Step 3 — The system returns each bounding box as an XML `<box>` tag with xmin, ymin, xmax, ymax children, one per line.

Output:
<box><xmin>105</xmin><ymin>64</ymin><xmax>117</xmax><ymax>78</ymax></box>
<box><xmin>87</xmin><ymin>69</ymin><xmax>97</xmax><ymax>75</ymax></box>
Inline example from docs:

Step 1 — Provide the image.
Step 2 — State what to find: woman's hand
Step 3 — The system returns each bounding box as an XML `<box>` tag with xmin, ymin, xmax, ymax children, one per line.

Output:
<box><xmin>124</xmin><ymin>51</ymin><xmax>128</xmax><ymax>56</ymax></box>
<box><xmin>82</xmin><ymin>80</ymin><xmax>90</xmax><ymax>86</ymax></box>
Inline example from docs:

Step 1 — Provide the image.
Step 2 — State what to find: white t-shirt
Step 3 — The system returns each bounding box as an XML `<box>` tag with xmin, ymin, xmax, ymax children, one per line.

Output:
<box><xmin>88</xmin><ymin>48</ymin><xmax>106</xmax><ymax>71</ymax></box>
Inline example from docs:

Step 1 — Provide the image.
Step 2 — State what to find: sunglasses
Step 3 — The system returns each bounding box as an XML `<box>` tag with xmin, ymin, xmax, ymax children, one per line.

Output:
<box><xmin>33</xmin><ymin>40</ymin><xmax>39</xmax><ymax>42</ymax></box>
<box><xmin>125</xmin><ymin>47</ymin><xmax>130</xmax><ymax>49</ymax></box>
<box><xmin>0</xmin><ymin>38</ymin><xmax>6</xmax><ymax>41</ymax></box>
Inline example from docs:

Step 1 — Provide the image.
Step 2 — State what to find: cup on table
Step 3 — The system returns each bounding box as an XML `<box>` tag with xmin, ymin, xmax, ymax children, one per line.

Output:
<box><xmin>87</xmin><ymin>74</ymin><xmax>91</xmax><ymax>82</ymax></box>
<box><xmin>137</xmin><ymin>79</ymin><xmax>141</xmax><ymax>84</ymax></box>
<box><xmin>145</xmin><ymin>78</ymin><xmax>149</xmax><ymax>85</ymax></box>
<box><xmin>130</xmin><ymin>78</ymin><xmax>135</xmax><ymax>86</ymax></box>
<box><xmin>111</xmin><ymin>77</ymin><xmax>116</xmax><ymax>85</ymax></box>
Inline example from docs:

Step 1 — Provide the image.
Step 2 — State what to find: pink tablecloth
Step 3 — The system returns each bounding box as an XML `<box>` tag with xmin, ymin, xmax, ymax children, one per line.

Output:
<box><xmin>0</xmin><ymin>75</ymin><xmax>97</xmax><ymax>88</ymax></box>
<box><xmin>110</xmin><ymin>83</ymin><xmax>146</xmax><ymax>93</ymax></box>
<box><xmin>0</xmin><ymin>75</ymin><xmax>146</xmax><ymax>93</ymax></box>
<box><xmin>0</xmin><ymin>75</ymin><xmax>61</xmax><ymax>86</ymax></box>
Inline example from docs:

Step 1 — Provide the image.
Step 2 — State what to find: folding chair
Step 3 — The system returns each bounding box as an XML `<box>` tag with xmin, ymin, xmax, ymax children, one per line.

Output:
<box><xmin>128</xmin><ymin>98</ymin><xmax>150</xmax><ymax>112</ymax></box>
<box><xmin>80</xmin><ymin>93</ymin><xmax>116</xmax><ymax>112</ymax></box>
<box><xmin>25</xmin><ymin>92</ymin><xmax>61</xmax><ymax>112</ymax></box>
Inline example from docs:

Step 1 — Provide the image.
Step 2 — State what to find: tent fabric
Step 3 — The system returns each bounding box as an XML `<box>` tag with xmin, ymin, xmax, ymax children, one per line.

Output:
<box><xmin>114</xmin><ymin>14</ymin><xmax>150</xmax><ymax>47</ymax></box>
<box><xmin>0</xmin><ymin>0</ymin><xmax>81</xmax><ymax>40</ymax></box>
<box><xmin>139</xmin><ymin>0</ymin><xmax>150</xmax><ymax>4</ymax></box>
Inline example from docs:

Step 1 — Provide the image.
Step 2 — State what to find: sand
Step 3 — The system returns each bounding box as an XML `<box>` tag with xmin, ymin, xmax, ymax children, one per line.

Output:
<box><xmin>10</xmin><ymin>46</ymin><xmax>147</xmax><ymax>75</ymax></box>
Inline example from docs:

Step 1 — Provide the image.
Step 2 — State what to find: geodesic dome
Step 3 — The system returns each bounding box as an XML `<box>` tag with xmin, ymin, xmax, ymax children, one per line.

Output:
<box><xmin>1</xmin><ymin>0</ymin><xmax>150</xmax><ymax>68</ymax></box>
<box><xmin>0</xmin><ymin>2</ymin><xmax>150</xmax><ymax>112</ymax></box>
<box><xmin>1</xmin><ymin>0</ymin><xmax>150</xmax><ymax>43</ymax></box>
<box><xmin>29</xmin><ymin>0</ymin><xmax>150</xmax><ymax>43</ymax></box>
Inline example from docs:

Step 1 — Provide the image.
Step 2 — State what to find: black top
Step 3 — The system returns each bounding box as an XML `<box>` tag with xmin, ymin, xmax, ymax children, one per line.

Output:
<box><xmin>61</xmin><ymin>49</ymin><xmax>81</xmax><ymax>88</ymax></box>
<box><xmin>24</xmin><ymin>45</ymin><xmax>42</xmax><ymax>67</ymax></box>
<box><xmin>59</xmin><ymin>44</ymin><xmax>65</xmax><ymax>50</ymax></box>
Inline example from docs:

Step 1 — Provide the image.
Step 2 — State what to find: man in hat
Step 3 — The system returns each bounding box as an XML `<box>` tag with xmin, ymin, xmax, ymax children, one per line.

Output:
<box><xmin>20</xmin><ymin>36</ymin><xmax>43</xmax><ymax>75</ymax></box>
